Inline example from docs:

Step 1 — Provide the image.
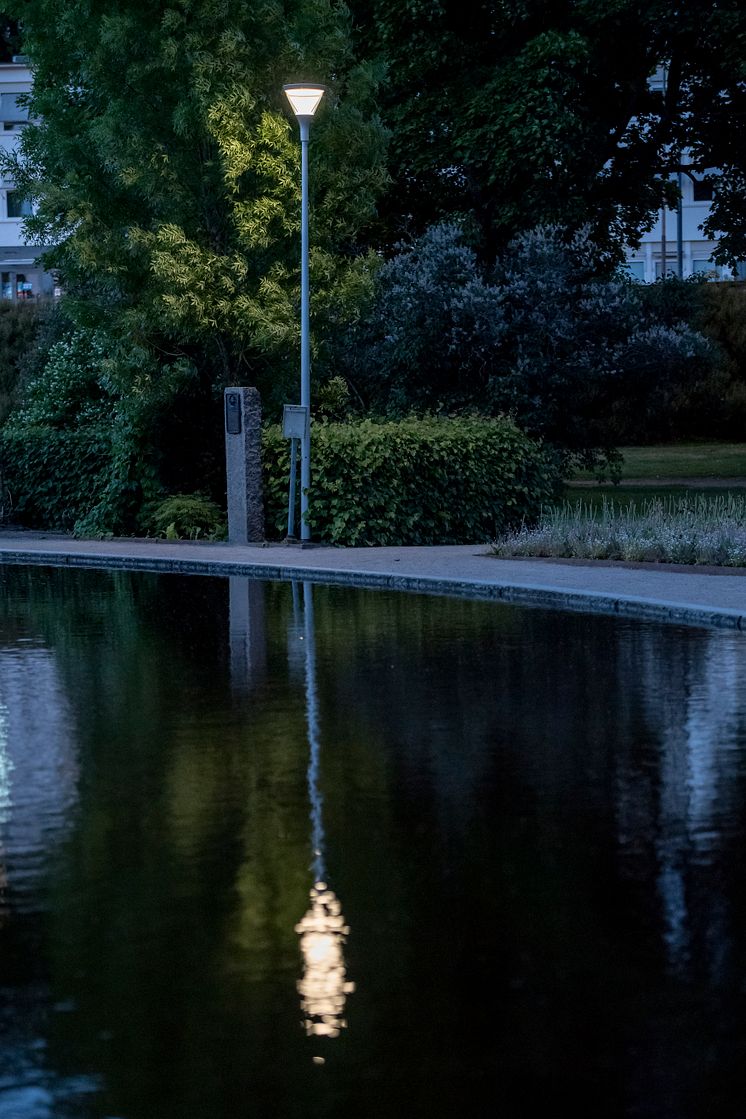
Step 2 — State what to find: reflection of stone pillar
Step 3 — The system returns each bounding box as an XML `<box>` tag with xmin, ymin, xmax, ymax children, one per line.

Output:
<box><xmin>229</xmin><ymin>578</ymin><xmax>267</xmax><ymax>693</ymax></box>
<box><xmin>296</xmin><ymin>881</ymin><xmax>355</xmax><ymax>1040</ymax></box>
<box><xmin>224</xmin><ymin>387</ymin><xmax>264</xmax><ymax>544</ymax></box>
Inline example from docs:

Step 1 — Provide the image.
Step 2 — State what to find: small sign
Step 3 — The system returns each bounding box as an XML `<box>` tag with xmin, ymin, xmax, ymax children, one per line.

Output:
<box><xmin>283</xmin><ymin>404</ymin><xmax>309</xmax><ymax>441</ymax></box>
<box><xmin>225</xmin><ymin>391</ymin><xmax>242</xmax><ymax>435</ymax></box>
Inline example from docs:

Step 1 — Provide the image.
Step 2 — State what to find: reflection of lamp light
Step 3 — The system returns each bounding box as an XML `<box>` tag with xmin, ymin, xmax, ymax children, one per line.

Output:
<box><xmin>296</xmin><ymin>880</ymin><xmax>355</xmax><ymax>1038</ymax></box>
<box><xmin>294</xmin><ymin>583</ymin><xmax>355</xmax><ymax>1046</ymax></box>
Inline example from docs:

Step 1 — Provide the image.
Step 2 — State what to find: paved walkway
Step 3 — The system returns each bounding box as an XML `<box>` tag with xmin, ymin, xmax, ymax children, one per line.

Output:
<box><xmin>1</xmin><ymin>530</ymin><xmax>745</xmax><ymax>631</ymax></box>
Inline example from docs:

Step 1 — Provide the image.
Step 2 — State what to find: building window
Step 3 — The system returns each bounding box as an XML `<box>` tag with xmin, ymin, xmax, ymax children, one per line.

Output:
<box><xmin>624</xmin><ymin>261</ymin><xmax>645</xmax><ymax>281</ymax></box>
<box><xmin>692</xmin><ymin>259</ymin><xmax>718</xmax><ymax>278</ymax></box>
<box><xmin>15</xmin><ymin>273</ymin><xmax>34</xmax><ymax>300</ymax></box>
<box><xmin>1</xmin><ymin>271</ymin><xmax>37</xmax><ymax>301</ymax></box>
<box><xmin>6</xmin><ymin>191</ymin><xmax>33</xmax><ymax>218</ymax></box>
<box><xmin>0</xmin><ymin>93</ymin><xmax>29</xmax><ymax>125</ymax></box>
<box><xmin>655</xmin><ymin>259</ymin><xmax>677</xmax><ymax>279</ymax></box>
<box><xmin>691</xmin><ymin>177</ymin><xmax>713</xmax><ymax>202</ymax></box>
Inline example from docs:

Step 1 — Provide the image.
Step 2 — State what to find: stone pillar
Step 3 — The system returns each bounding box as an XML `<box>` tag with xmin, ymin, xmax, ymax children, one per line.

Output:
<box><xmin>224</xmin><ymin>387</ymin><xmax>264</xmax><ymax>544</ymax></box>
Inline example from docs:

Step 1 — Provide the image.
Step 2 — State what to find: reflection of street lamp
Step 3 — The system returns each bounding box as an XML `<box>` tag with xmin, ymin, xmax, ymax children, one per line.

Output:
<box><xmin>283</xmin><ymin>84</ymin><xmax>326</xmax><ymax>543</ymax></box>
<box><xmin>296</xmin><ymin>880</ymin><xmax>354</xmax><ymax>1039</ymax></box>
<box><xmin>293</xmin><ymin>582</ymin><xmax>355</xmax><ymax>1049</ymax></box>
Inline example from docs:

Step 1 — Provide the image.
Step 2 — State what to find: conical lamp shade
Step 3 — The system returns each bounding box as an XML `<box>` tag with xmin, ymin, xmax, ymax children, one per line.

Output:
<box><xmin>283</xmin><ymin>84</ymin><xmax>325</xmax><ymax>117</ymax></box>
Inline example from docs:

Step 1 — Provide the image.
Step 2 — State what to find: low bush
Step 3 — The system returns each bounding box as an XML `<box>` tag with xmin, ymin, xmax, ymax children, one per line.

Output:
<box><xmin>0</xmin><ymin>422</ymin><xmax>113</xmax><ymax>529</ymax></box>
<box><xmin>492</xmin><ymin>494</ymin><xmax>746</xmax><ymax>567</ymax></box>
<box><xmin>0</xmin><ymin>326</ymin><xmax>217</xmax><ymax>535</ymax></box>
<box><xmin>631</xmin><ymin>277</ymin><xmax>746</xmax><ymax>440</ymax></box>
<box><xmin>0</xmin><ymin>329</ymin><xmax>149</xmax><ymax>534</ymax></box>
<box><xmin>262</xmin><ymin>416</ymin><xmax>561</xmax><ymax>546</ymax></box>
<box><xmin>2</xmin><ymin>408</ymin><xmax>558</xmax><ymax>545</ymax></box>
<box><xmin>144</xmin><ymin>492</ymin><xmax>226</xmax><ymax>540</ymax></box>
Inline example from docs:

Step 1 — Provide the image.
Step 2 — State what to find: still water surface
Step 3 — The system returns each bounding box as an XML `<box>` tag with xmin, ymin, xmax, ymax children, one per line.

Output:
<box><xmin>0</xmin><ymin>566</ymin><xmax>746</xmax><ymax>1118</ymax></box>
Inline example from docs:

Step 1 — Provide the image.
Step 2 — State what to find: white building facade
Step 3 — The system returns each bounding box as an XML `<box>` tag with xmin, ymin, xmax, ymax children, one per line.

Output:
<box><xmin>624</xmin><ymin>67</ymin><xmax>744</xmax><ymax>283</ymax></box>
<box><xmin>624</xmin><ymin>170</ymin><xmax>734</xmax><ymax>282</ymax></box>
<box><xmin>0</xmin><ymin>58</ymin><xmax>54</xmax><ymax>301</ymax></box>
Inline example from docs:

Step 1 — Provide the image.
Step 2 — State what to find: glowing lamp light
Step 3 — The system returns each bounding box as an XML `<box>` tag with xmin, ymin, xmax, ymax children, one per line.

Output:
<box><xmin>283</xmin><ymin>84</ymin><xmax>326</xmax><ymax>119</ymax></box>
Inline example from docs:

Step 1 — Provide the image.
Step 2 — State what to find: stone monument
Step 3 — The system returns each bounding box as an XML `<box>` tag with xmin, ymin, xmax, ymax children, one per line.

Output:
<box><xmin>224</xmin><ymin>387</ymin><xmax>264</xmax><ymax>545</ymax></box>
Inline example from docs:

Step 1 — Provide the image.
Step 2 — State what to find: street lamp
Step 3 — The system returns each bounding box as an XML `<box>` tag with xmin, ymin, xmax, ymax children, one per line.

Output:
<box><xmin>283</xmin><ymin>83</ymin><xmax>326</xmax><ymax>543</ymax></box>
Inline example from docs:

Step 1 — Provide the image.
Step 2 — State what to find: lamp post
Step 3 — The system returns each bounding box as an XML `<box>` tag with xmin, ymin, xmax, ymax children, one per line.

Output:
<box><xmin>283</xmin><ymin>83</ymin><xmax>326</xmax><ymax>543</ymax></box>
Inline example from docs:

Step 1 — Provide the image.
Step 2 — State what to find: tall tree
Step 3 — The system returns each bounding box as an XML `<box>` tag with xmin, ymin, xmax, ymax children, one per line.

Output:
<box><xmin>5</xmin><ymin>0</ymin><xmax>388</xmax><ymax>407</ymax></box>
<box><xmin>0</xmin><ymin>10</ymin><xmax>20</xmax><ymax>61</ymax></box>
<box><xmin>349</xmin><ymin>0</ymin><xmax>746</xmax><ymax>264</ymax></box>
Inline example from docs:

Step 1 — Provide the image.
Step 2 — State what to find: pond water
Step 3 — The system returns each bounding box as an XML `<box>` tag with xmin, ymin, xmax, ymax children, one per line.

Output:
<box><xmin>0</xmin><ymin>566</ymin><xmax>745</xmax><ymax>1118</ymax></box>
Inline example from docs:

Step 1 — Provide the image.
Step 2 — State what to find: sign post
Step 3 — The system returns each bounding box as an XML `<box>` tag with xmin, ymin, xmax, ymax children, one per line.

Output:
<box><xmin>283</xmin><ymin>404</ymin><xmax>309</xmax><ymax>541</ymax></box>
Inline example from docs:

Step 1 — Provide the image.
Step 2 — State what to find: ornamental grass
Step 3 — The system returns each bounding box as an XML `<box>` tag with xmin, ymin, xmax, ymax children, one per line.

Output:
<box><xmin>492</xmin><ymin>494</ymin><xmax>746</xmax><ymax>567</ymax></box>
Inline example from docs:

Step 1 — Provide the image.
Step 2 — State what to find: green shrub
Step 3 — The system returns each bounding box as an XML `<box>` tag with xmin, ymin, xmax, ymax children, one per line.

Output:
<box><xmin>0</xmin><ymin>328</ymin><xmax>148</xmax><ymax>534</ymax></box>
<box><xmin>0</xmin><ymin>327</ymin><xmax>201</xmax><ymax>535</ymax></box>
<box><xmin>0</xmin><ymin>423</ymin><xmax>114</xmax><ymax>530</ymax></box>
<box><xmin>144</xmin><ymin>493</ymin><xmax>226</xmax><ymax>540</ymax></box>
<box><xmin>2</xmin><ymin>410</ymin><xmax>557</xmax><ymax>546</ymax></box>
<box><xmin>262</xmin><ymin>416</ymin><xmax>561</xmax><ymax>546</ymax></box>
<box><xmin>634</xmin><ymin>277</ymin><xmax>746</xmax><ymax>440</ymax></box>
<box><xmin>0</xmin><ymin>302</ymin><xmax>47</xmax><ymax>424</ymax></box>
<box><xmin>335</xmin><ymin>225</ymin><xmax>717</xmax><ymax>458</ymax></box>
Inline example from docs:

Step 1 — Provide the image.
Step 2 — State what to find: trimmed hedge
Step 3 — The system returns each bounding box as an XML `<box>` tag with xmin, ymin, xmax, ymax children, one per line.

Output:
<box><xmin>0</xmin><ymin>423</ymin><xmax>114</xmax><ymax>529</ymax></box>
<box><xmin>263</xmin><ymin>416</ymin><xmax>561</xmax><ymax>546</ymax></box>
<box><xmin>1</xmin><ymin>414</ymin><xmax>560</xmax><ymax>544</ymax></box>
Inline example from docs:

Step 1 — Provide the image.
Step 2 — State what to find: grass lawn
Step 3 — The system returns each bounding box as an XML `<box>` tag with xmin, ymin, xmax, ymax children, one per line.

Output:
<box><xmin>571</xmin><ymin>443</ymin><xmax>746</xmax><ymax>481</ymax></box>
<box><xmin>556</xmin><ymin>485</ymin><xmax>743</xmax><ymax>514</ymax></box>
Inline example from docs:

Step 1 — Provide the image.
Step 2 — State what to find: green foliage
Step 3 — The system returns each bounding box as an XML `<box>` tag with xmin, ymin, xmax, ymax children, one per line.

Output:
<box><xmin>2</xmin><ymin>0</ymin><xmax>388</xmax><ymax>417</ymax></box>
<box><xmin>0</xmin><ymin>11</ymin><xmax>20</xmax><ymax>62</ymax></box>
<box><xmin>0</xmin><ymin>423</ymin><xmax>113</xmax><ymax>530</ymax></box>
<box><xmin>697</xmin><ymin>283</ymin><xmax>746</xmax><ymax>438</ymax></box>
<box><xmin>350</xmin><ymin>0</ymin><xmax>746</xmax><ymax>262</ymax></box>
<box><xmin>0</xmin><ymin>327</ymin><xmax>165</xmax><ymax>534</ymax></box>
<box><xmin>144</xmin><ymin>492</ymin><xmax>227</xmax><ymax>540</ymax></box>
<box><xmin>262</xmin><ymin>416</ymin><xmax>561</xmax><ymax>546</ymax></box>
<box><xmin>341</xmin><ymin>224</ymin><xmax>717</xmax><ymax>457</ymax></box>
<box><xmin>699</xmin><ymin>284</ymin><xmax>746</xmax><ymax>376</ymax></box>
<box><xmin>633</xmin><ymin>277</ymin><xmax>746</xmax><ymax>439</ymax></box>
<box><xmin>315</xmin><ymin>374</ymin><xmax>353</xmax><ymax>421</ymax></box>
<box><xmin>0</xmin><ymin>301</ymin><xmax>46</xmax><ymax>423</ymax></box>
<box><xmin>13</xmin><ymin>328</ymin><xmax>113</xmax><ymax>427</ymax></box>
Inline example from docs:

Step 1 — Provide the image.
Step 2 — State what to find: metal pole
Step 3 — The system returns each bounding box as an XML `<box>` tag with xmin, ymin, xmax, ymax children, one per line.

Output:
<box><xmin>676</xmin><ymin>170</ymin><xmax>684</xmax><ymax>279</ymax></box>
<box><xmin>287</xmin><ymin>437</ymin><xmax>297</xmax><ymax>539</ymax></box>
<box><xmin>299</xmin><ymin>117</ymin><xmax>311</xmax><ymax>542</ymax></box>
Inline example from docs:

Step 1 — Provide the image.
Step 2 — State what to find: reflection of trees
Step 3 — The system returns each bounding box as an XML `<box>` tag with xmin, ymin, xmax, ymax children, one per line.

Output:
<box><xmin>2</xmin><ymin>567</ymin><xmax>746</xmax><ymax>1117</ymax></box>
<box><xmin>614</xmin><ymin>630</ymin><xmax>746</xmax><ymax>980</ymax></box>
<box><xmin>0</xmin><ymin>598</ymin><xmax>84</xmax><ymax>1109</ymax></box>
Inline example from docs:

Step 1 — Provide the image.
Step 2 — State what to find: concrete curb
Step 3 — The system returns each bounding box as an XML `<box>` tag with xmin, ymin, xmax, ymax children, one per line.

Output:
<box><xmin>0</xmin><ymin>546</ymin><xmax>743</xmax><ymax>632</ymax></box>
